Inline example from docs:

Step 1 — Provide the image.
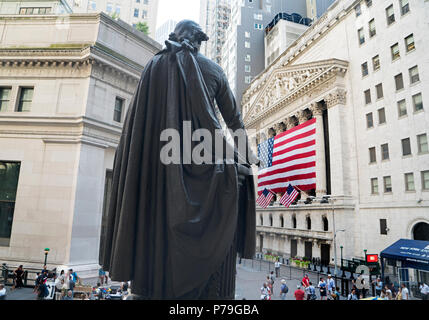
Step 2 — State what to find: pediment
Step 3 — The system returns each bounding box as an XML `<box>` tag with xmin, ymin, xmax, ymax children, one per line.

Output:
<box><xmin>242</xmin><ymin>59</ymin><xmax>348</xmax><ymax>125</ymax></box>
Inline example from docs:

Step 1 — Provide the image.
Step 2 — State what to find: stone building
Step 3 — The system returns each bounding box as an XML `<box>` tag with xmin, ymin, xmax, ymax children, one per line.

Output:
<box><xmin>242</xmin><ymin>0</ymin><xmax>429</xmax><ymax>266</ymax></box>
<box><xmin>0</xmin><ymin>12</ymin><xmax>161</xmax><ymax>277</ymax></box>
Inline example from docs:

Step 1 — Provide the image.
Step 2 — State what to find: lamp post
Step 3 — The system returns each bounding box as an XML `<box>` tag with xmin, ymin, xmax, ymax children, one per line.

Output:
<box><xmin>44</xmin><ymin>248</ymin><xmax>50</xmax><ymax>266</ymax></box>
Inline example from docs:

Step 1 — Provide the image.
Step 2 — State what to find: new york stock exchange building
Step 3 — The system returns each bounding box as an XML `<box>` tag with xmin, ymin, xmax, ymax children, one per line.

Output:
<box><xmin>243</xmin><ymin>0</ymin><xmax>429</xmax><ymax>271</ymax></box>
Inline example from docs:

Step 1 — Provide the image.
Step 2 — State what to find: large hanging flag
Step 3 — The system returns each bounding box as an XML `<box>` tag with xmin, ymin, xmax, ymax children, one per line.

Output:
<box><xmin>257</xmin><ymin>118</ymin><xmax>316</xmax><ymax>194</ymax></box>
<box><xmin>256</xmin><ymin>188</ymin><xmax>275</xmax><ymax>208</ymax></box>
<box><xmin>279</xmin><ymin>184</ymin><xmax>299</xmax><ymax>208</ymax></box>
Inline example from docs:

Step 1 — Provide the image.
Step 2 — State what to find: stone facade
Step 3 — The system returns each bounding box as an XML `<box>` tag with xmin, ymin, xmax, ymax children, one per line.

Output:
<box><xmin>243</xmin><ymin>0</ymin><xmax>429</xmax><ymax>265</ymax></box>
<box><xmin>0</xmin><ymin>13</ymin><xmax>161</xmax><ymax>278</ymax></box>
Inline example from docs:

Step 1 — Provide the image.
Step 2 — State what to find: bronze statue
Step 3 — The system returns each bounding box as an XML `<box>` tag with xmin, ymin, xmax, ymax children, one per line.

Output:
<box><xmin>99</xmin><ymin>20</ymin><xmax>256</xmax><ymax>299</ymax></box>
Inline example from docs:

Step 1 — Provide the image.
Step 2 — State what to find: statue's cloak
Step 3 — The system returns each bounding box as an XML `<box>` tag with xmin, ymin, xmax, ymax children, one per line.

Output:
<box><xmin>99</xmin><ymin>40</ymin><xmax>256</xmax><ymax>299</ymax></box>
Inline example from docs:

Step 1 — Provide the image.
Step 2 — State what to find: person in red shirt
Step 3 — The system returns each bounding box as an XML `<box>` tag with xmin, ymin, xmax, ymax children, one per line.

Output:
<box><xmin>302</xmin><ymin>274</ymin><xmax>310</xmax><ymax>288</ymax></box>
<box><xmin>294</xmin><ymin>285</ymin><xmax>305</xmax><ymax>300</ymax></box>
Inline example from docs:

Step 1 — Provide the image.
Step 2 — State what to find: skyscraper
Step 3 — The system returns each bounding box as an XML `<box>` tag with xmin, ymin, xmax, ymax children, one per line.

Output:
<box><xmin>155</xmin><ymin>19</ymin><xmax>177</xmax><ymax>44</ymax></box>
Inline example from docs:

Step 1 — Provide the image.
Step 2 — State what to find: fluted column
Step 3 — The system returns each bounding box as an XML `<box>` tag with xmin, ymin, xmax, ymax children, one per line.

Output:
<box><xmin>310</xmin><ymin>103</ymin><xmax>327</xmax><ymax>197</ymax></box>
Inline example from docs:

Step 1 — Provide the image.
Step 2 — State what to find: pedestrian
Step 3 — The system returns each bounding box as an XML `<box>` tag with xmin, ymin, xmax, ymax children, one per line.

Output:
<box><xmin>0</xmin><ymin>284</ymin><xmax>6</xmax><ymax>300</ymax></box>
<box><xmin>400</xmin><ymin>283</ymin><xmax>409</xmax><ymax>300</ymax></box>
<box><xmin>318</xmin><ymin>277</ymin><xmax>327</xmax><ymax>300</ymax></box>
<box><xmin>347</xmin><ymin>288</ymin><xmax>358</xmax><ymax>300</ymax></box>
<box><xmin>36</xmin><ymin>276</ymin><xmax>49</xmax><ymax>300</ymax></box>
<box><xmin>419</xmin><ymin>282</ymin><xmax>429</xmax><ymax>300</ymax></box>
<box><xmin>99</xmin><ymin>267</ymin><xmax>106</xmax><ymax>285</ymax></box>
<box><xmin>384</xmin><ymin>285</ymin><xmax>392</xmax><ymax>300</ymax></box>
<box><xmin>373</xmin><ymin>277</ymin><xmax>383</xmax><ymax>297</ymax></box>
<box><xmin>395</xmin><ymin>286</ymin><xmax>402</xmax><ymax>300</ymax></box>
<box><xmin>280</xmin><ymin>279</ymin><xmax>288</xmax><ymax>300</ymax></box>
<box><xmin>326</xmin><ymin>274</ymin><xmax>335</xmax><ymax>294</ymax></box>
<box><xmin>260</xmin><ymin>282</ymin><xmax>271</xmax><ymax>300</ymax></box>
<box><xmin>294</xmin><ymin>285</ymin><xmax>305</xmax><ymax>300</ymax></box>
<box><xmin>275</xmin><ymin>259</ymin><xmax>281</xmax><ymax>278</ymax></box>
<box><xmin>12</xmin><ymin>265</ymin><xmax>24</xmax><ymax>290</ymax></box>
<box><xmin>63</xmin><ymin>290</ymin><xmax>73</xmax><ymax>300</ymax></box>
<box><xmin>305</xmin><ymin>281</ymin><xmax>317</xmax><ymax>300</ymax></box>
<box><xmin>269</xmin><ymin>271</ymin><xmax>276</xmax><ymax>292</ymax></box>
<box><xmin>266</xmin><ymin>275</ymin><xmax>273</xmax><ymax>297</ymax></box>
<box><xmin>302</xmin><ymin>274</ymin><xmax>310</xmax><ymax>288</ymax></box>
<box><xmin>334</xmin><ymin>286</ymin><xmax>341</xmax><ymax>300</ymax></box>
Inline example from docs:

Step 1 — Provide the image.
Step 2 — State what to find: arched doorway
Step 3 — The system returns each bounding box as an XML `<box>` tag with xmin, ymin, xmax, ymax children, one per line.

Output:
<box><xmin>412</xmin><ymin>222</ymin><xmax>429</xmax><ymax>241</ymax></box>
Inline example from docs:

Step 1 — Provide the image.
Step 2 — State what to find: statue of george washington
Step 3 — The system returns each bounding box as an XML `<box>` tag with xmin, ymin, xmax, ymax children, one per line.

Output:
<box><xmin>99</xmin><ymin>20</ymin><xmax>257</xmax><ymax>299</ymax></box>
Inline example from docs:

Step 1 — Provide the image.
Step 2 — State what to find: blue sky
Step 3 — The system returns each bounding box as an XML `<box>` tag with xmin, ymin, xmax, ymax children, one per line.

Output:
<box><xmin>156</xmin><ymin>0</ymin><xmax>200</xmax><ymax>28</ymax></box>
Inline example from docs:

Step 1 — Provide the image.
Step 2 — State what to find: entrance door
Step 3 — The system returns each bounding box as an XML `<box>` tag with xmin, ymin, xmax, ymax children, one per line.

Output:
<box><xmin>305</xmin><ymin>241</ymin><xmax>313</xmax><ymax>260</ymax></box>
<box><xmin>259</xmin><ymin>235</ymin><xmax>264</xmax><ymax>252</ymax></box>
<box><xmin>321</xmin><ymin>244</ymin><xmax>330</xmax><ymax>266</ymax></box>
<box><xmin>398</xmin><ymin>267</ymin><xmax>410</xmax><ymax>287</ymax></box>
<box><xmin>290</xmin><ymin>239</ymin><xmax>297</xmax><ymax>258</ymax></box>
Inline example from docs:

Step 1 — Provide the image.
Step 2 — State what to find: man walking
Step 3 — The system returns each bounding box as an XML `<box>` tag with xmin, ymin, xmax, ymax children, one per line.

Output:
<box><xmin>280</xmin><ymin>279</ymin><xmax>288</xmax><ymax>300</ymax></box>
<box><xmin>327</xmin><ymin>274</ymin><xmax>335</xmax><ymax>295</ymax></box>
<box><xmin>294</xmin><ymin>285</ymin><xmax>305</xmax><ymax>300</ymax></box>
<box><xmin>274</xmin><ymin>259</ymin><xmax>281</xmax><ymax>278</ymax></box>
<box><xmin>419</xmin><ymin>282</ymin><xmax>429</xmax><ymax>300</ymax></box>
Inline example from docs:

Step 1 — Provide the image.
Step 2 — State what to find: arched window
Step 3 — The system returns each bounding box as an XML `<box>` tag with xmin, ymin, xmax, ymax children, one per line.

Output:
<box><xmin>260</xmin><ymin>214</ymin><xmax>263</xmax><ymax>226</ymax></box>
<box><xmin>280</xmin><ymin>215</ymin><xmax>284</xmax><ymax>228</ymax></box>
<box><xmin>292</xmin><ymin>214</ymin><xmax>297</xmax><ymax>229</ymax></box>
<box><xmin>269</xmin><ymin>214</ymin><xmax>273</xmax><ymax>227</ymax></box>
<box><xmin>413</xmin><ymin>222</ymin><xmax>429</xmax><ymax>241</ymax></box>
<box><xmin>322</xmin><ymin>216</ymin><xmax>329</xmax><ymax>231</ymax></box>
<box><xmin>306</xmin><ymin>216</ymin><xmax>311</xmax><ymax>230</ymax></box>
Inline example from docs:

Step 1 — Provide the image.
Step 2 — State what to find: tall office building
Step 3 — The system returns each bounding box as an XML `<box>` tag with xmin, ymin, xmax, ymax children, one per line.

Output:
<box><xmin>155</xmin><ymin>19</ymin><xmax>177</xmax><ymax>44</ymax></box>
<box><xmin>66</xmin><ymin>0</ymin><xmax>159</xmax><ymax>37</ymax></box>
<box><xmin>199</xmin><ymin>0</ymin><xmax>231</xmax><ymax>66</ymax></box>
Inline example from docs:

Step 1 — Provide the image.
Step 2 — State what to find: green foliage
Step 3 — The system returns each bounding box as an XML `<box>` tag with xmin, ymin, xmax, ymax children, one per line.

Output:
<box><xmin>135</xmin><ymin>22</ymin><xmax>150</xmax><ymax>35</ymax></box>
<box><xmin>110</xmin><ymin>12</ymin><xmax>119</xmax><ymax>20</ymax></box>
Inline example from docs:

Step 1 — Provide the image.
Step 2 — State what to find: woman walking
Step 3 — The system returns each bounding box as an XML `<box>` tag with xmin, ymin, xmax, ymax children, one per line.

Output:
<box><xmin>12</xmin><ymin>265</ymin><xmax>24</xmax><ymax>290</ymax></box>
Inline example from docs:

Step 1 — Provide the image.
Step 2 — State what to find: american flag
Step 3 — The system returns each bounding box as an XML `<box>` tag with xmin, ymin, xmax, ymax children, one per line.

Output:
<box><xmin>257</xmin><ymin>118</ymin><xmax>316</xmax><ymax>194</ymax></box>
<box><xmin>279</xmin><ymin>184</ymin><xmax>299</xmax><ymax>208</ymax></box>
<box><xmin>256</xmin><ymin>188</ymin><xmax>275</xmax><ymax>208</ymax></box>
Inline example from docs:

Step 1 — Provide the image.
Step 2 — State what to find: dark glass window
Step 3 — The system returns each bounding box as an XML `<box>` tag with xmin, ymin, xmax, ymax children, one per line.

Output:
<box><xmin>386</xmin><ymin>5</ymin><xmax>395</xmax><ymax>25</ymax></box>
<box><xmin>17</xmin><ymin>87</ymin><xmax>34</xmax><ymax>112</ymax></box>
<box><xmin>369</xmin><ymin>147</ymin><xmax>376</xmax><ymax>163</ymax></box>
<box><xmin>0</xmin><ymin>161</ymin><xmax>21</xmax><ymax>247</ymax></box>
<box><xmin>380</xmin><ymin>219</ymin><xmax>388</xmax><ymax>235</ymax></box>
<box><xmin>381</xmin><ymin>143</ymin><xmax>390</xmax><ymax>160</ymax></box>
<box><xmin>402</xmin><ymin>138</ymin><xmax>411</xmax><ymax>156</ymax></box>
<box><xmin>0</xmin><ymin>87</ymin><xmax>11</xmax><ymax>112</ymax></box>
<box><xmin>366</xmin><ymin>113</ymin><xmax>374</xmax><ymax>128</ymax></box>
<box><xmin>395</xmin><ymin>73</ymin><xmax>404</xmax><ymax>91</ymax></box>
<box><xmin>376</xmin><ymin>83</ymin><xmax>383</xmax><ymax>99</ymax></box>
<box><xmin>364</xmin><ymin>89</ymin><xmax>371</xmax><ymax>104</ymax></box>
<box><xmin>378</xmin><ymin>108</ymin><xmax>386</xmax><ymax>124</ymax></box>
<box><xmin>114</xmin><ymin>97</ymin><xmax>124</xmax><ymax>122</ymax></box>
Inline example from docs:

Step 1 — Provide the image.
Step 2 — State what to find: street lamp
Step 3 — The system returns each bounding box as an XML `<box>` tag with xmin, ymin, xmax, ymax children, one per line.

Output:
<box><xmin>334</xmin><ymin>229</ymin><xmax>345</xmax><ymax>278</ymax></box>
<box><xmin>44</xmin><ymin>248</ymin><xmax>50</xmax><ymax>266</ymax></box>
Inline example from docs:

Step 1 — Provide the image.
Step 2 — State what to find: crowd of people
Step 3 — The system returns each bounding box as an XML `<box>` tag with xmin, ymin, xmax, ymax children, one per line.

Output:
<box><xmin>260</xmin><ymin>270</ymin><xmax>428</xmax><ymax>301</ymax></box>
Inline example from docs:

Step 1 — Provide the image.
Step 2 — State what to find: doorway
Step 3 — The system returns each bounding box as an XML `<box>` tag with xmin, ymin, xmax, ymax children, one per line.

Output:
<box><xmin>305</xmin><ymin>241</ymin><xmax>313</xmax><ymax>260</ymax></box>
<box><xmin>321</xmin><ymin>243</ymin><xmax>330</xmax><ymax>266</ymax></box>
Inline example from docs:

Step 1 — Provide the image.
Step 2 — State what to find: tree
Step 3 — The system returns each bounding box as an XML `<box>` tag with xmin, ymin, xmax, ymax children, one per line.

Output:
<box><xmin>135</xmin><ymin>22</ymin><xmax>150</xmax><ymax>35</ymax></box>
<box><xmin>110</xmin><ymin>12</ymin><xmax>119</xmax><ymax>20</ymax></box>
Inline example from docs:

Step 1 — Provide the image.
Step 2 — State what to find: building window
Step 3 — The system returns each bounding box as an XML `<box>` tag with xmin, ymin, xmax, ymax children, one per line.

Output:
<box><xmin>134</xmin><ymin>8</ymin><xmax>139</xmax><ymax>17</ymax></box>
<box><xmin>398</xmin><ymin>99</ymin><xmax>407</xmax><ymax>117</ymax></box>
<box><xmin>0</xmin><ymin>87</ymin><xmax>11</xmax><ymax>112</ymax></box>
<box><xmin>16</xmin><ymin>87</ymin><xmax>34</xmax><ymax>112</ymax></box>
<box><xmin>366</xmin><ymin>0</ymin><xmax>373</xmax><ymax>7</ymax></box>
<box><xmin>376</xmin><ymin>83</ymin><xmax>383</xmax><ymax>99</ymax></box>
<box><xmin>115</xmin><ymin>5</ymin><xmax>121</xmax><ymax>15</ymax></box>
<box><xmin>412</xmin><ymin>93</ymin><xmax>423</xmax><ymax>112</ymax></box>
<box><xmin>366</xmin><ymin>113</ymin><xmax>374</xmax><ymax>128</ymax></box>
<box><xmin>322</xmin><ymin>216</ymin><xmax>328</xmax><ymax>231</ymax></box>
<box><xmin>364</xmin><ymin>89</ymin><xmax>371</xmax><ymax>104</ymax></box>
<box><xmin>245</xmin><ymin>41</ymin><xmax>250</xmax><ymax>48</ymax></box>
<box><xmin>142</xmin><ymin>10</ymin><xmax>147</xmax><ymax>18</ymax></box>
<box><xmin>380</xmin><ymin>219</ymin><xmax>388</xmax><ymax>235</ymax></box>
<box><xmin>292</xmin><ymin>214</ymin><xmax>297</xmax><ymax>229</ymax></box>
<box><xmin>269</xmin><ymin>214</ymin><xmax>273</xmax><ymax>227</ymax></box>
<box><xmin>417</xmin><ymin>134</ymin><xmax>428</xmax><ymax>154</ymax></box>
<box><xmin>358</xmin><ymin>28</ymin><xmax>365</xmax><ymax>45</ymax></box>
<box><xmin>0</xmin><ymin>161</ymin><xmax>21</xmax><ymax>247</ymax></box>
<box><xmin>381</xmin><ymin>143</ymin><xmax>389</xmax><ymax>160</ymax></box>
<box><xmin>254</xmin><ymin>13</ymin><xmax>263</xmax><ymax>20</ymax></box>
<box><xmin>245</xmin><ymin>31</ymin><xmax>250</xmax><ymax>38</ymax></box>
<box><xmin>114</xmin><ymin>97</ymin><xmax>124</xmax><ymax>122</ymax></box>
<box><xmin>372</xmin><ymin>55</ymin><xmax>380</xmax><ymax>71</ymax></box>
<box><xmin>144</xmin><ymin>0</ymin><xmax>149</xmax><ymax>4</ymax></box>
<box><xmin>90</xmin><ymin>0</ymin><xmax>96</xmax><ymax>10</ymax></box>
<box><xmin>260</xmin><ymin>215</ymin><xmax>263</xmax><ymax>225</ymax></box>
<box><xmin>378</xmin><ymin>108</ymin><xmax>386</xmax><ymax>124</ymax></box>
<box><xmin>280</xmin><ymin>215</ymin><xmax>284</xmax><ymax>228</ymax></box>
<box><xmin>254</xmin><ymin>23</ymin><xmax>263</xmax><ymax>30</ymax></box>
<box><xmin>361</xmin><ymin>62</ymin><xmax>368</xmax><ymax>77</ymax></box>
<box><xmin>306</xmin><ymin>216</ymin><xmax>311</xmax><ymax>230</ymax></box>
<box><xmin>391</xmin><ymin>43</ymin><xmax>400</xmax><ymax>61</ymax></box>
<box><xmin>395</xmin><ymin>73</ymin><xmax>404</xmax><ymax>91</ymax></box>
<box><xmin>401</xmin><ymin>138</ymin><xmax>411</xmax><ymax>156</ymax></box>
<box><xmin>422</xmin><ymin>171</ymin><xmax>429</xmax><ymax>190</ymax></box>
<box><xmin>386</xmin><ymin>5</ymin><xmax>395</xmax><ymax>25</ymax></box>
<box><xmin>106</xmin><ymin>2</ymin><xmax>113</xmax><ymax>13</ymax></box>
<box><xmin>355</xmin><ymin>4</ymin><xmax>361</xmax><ymax>17</ymax></box>
<box><xmin>384</xmin><ymin>176</ymin><xmax>392</xmax><ymax>193</ymax></box>
<box><xmin>245</xmin><ymin>54</ymin><xmax>251</xmax><ymax>62</ymax></box>
<box><xmin>136</xmin><ymin>0</ymin><xmax>140</xmax><ymax>3</ymax></box>
<box><xmin>371</xmin><ymin>178</ymin><xmax>378</xmax><ymax>194</ymax></box>
<box><xmin>245</xmin><ymin>65</ymin><xmax>251</xmax><ymax>72</ymax></box>
<box><xmin>245</xmin><ymin>76</ymin><xmax>252</xmax><ymax>84</ymax></box>
<box><xmin>400</xmin><ymin>0</ymin><xmax>409</xmax><ymax>15</ymax></box>
<box><xmin>369</xmin><ymin>19</ymin><xmax>376</xmax><ymax>37</ymax></box>
<box><xmin>409</xmin><ymin>66</ymin><xmax>420</xmax><ymax>84</ymax></box>
<box><xmin>369</xmin><ymin>147</ymin><xmax>376</xmax><ymax>163</ymax></box>
<box><xmin>404</xmin><ymin>173</ymin><xmax>415</xmax><ymax>191</ymax></box>
<box><xmin>405</xmin><ymin>34</ymin><xmax>415</xmax><ymax>52</ymax></box>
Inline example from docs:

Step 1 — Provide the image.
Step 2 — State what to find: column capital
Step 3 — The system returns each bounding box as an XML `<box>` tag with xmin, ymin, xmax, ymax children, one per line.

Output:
<box><xmin>297</xmin><ymin>110</ymin><xmax>309</xmax><ymax>124</ymax></box>
<box><xmin>309</xmin><ymin>102</ymin><xmax>325</xmax><ymax>116</ymax></box>
<box><xmin>325</xmin><ymin>89</ymin><xmax>347</xmax><ymax>108</ymax></box>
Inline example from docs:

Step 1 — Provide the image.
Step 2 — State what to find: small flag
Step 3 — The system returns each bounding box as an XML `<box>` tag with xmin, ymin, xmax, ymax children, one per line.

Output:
<box><xmin>256</xmin><ymin>188</ymin><xmax>275</xmax><ymax>208</ymax></box>
<box><xmin>279</xmin><ymin>184</ymin><xmax>299</xmax><ymax>208</ymax></box>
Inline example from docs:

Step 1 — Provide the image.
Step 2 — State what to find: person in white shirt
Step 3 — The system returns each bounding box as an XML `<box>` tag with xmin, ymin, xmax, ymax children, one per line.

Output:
<box><xmin>419</xmin><ymin>282</ymin><xmax>429</xmax><ymax>300</ymax></box>
<box><xmin>327</xmin><ymin>274</ymin><xmax>335</xmax><ymax>294</ymax></box>
<box><xmin>274</xmin><ymin>259</ymin><xmax>281</xmax><ymax>278</ymax></box>
<box><xmin>400</xmin><ymin>284</ymin><xmax>409</xmax><ymax>300</ymax></box>
<box><xmin>0</xmin><ymin>284</ymin><xmax>6</xmax><ymax>299</ymax></box>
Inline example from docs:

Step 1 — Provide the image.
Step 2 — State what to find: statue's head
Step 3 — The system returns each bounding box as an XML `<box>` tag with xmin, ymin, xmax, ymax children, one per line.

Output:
<box><xmin>168</xmin><ymin>20</ymin><xmax>209</xmax><ymax>51</ymax></box>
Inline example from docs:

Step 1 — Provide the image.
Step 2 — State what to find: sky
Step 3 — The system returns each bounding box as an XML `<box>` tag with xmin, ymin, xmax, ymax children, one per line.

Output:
<box><xmin>156</xmin><ymin>0</ymin><xmax>200</xmax><ymax>29</ymax></box>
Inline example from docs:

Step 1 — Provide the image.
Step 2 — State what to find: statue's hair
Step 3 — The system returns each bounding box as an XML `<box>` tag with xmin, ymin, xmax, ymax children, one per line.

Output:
<box><xmin>168</xmin><ymin>20</ymin><xmax>209</xmax><ymax>44</ymax></box>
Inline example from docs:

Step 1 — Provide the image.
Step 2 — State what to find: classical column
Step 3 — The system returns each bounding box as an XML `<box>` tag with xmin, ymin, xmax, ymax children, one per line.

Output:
<box><xmin>325</xmin><ymin>88</ymin><xmax>348</xmax><ymax>196</ymax></box>
<box><xmin>296</xmin><ymin>111</ymin><xmax>311</xmax><ymax>199</ymax></box>
<box><xmin>310</xmin><ymin>103</ymin><xmax>327</xmax><ymax>197</ymax></box>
